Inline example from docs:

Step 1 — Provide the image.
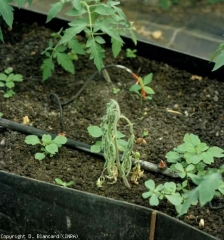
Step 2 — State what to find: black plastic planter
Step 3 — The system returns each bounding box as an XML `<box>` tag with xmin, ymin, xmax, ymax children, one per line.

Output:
<box><xmin>0</xmin><ymin>7</ymin><xmax>222</xmax><ymax>240</ymax></box>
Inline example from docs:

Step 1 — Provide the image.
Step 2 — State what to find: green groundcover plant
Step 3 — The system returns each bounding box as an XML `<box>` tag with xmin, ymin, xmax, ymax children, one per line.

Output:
<box><xmin>143</xmin><ymin>133</ymin><xmax>224</xmax><ymax>216</ymax></box>
<box><xmin>25</xmin><ymin>134</ymin><xmax>67</xmax><ymax>160</ymax></box>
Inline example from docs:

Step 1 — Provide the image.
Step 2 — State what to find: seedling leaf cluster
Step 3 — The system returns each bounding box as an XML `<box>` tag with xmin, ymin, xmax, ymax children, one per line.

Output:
<box><xmin>25</xmin><ymin>134</ymin><xmax>67</xmax><ymax>160</ymax></box>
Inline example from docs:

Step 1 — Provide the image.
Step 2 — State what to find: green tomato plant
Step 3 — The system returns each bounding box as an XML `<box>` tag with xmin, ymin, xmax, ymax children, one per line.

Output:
<box><xmin>143</xmin><ymin>133</ymin><xmax>224</xmax><ymax>216</ymax></box>
<box><xmin>25</xmin><ymin>134</ymin><xmax>67</xmax><ymax>160</ymax></box>
<box><xmin>0</xmin><ymin>67</ymin><xmax>23</xmax><ymax>98</ymax></box>
<box><xmin>55</xmin><ymin>178</ymin><xmax>74</xmax><ymax>188</ymax></box>
<box><xmin>88</xmin><ymin>99</ymin><xmax>135</xmax><ymax>188</ymax></box>
<box><xmin>41</xmin><ymin>0</ymin><xmax>137</xmax><ymax>81</ymax></box>
<box><xmin>211</xmin><ymin>43</ymin><xmax>224</xmax><ymax>71</ymax></box>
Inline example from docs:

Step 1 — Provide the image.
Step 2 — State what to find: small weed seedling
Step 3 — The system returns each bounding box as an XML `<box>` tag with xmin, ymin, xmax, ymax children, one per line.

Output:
<box><xmin>0</xmin><ymin>68</ymin><xmax>23</xmax><ymax>98</ymax></box>
<box><xmin>88</xmin><ymin>99</ymin><xmax>135</xmax><ymax>188</ymax></box>
<box><xmin>112</xmin><ymin>87</ymin><xmax>121</xmax><ymax>94</ymax></box>
<box><xmin>25</xmin><ymin>134</ymin><xmax>67</xmax><ymax>160</ymax></box>
<box><xmin>142</xmin><ymin>133</ymin><xmax>224</xmax><ymax>216</ymax></box>
<box><xmin>55</xmin><ymin>178</ymin><xmax>74</xmax><ymax>188</ymax></box>
<box><xmin>129</xmin><ymin>73</ymin><xmax>155</xmax><ymax>100</ymax></box>
<box><xmin>0</xmin><ymin>112</ymin><xmax>3</xmax><ymax>117</ymax></box>
<box><xmin>41</xmin><ymin>0</ymin><xmax>136</xmax><ymax>80</ymax></box>
<box><xmin>126</xmin><ymin>48</ymin><xmax>137</xmax><ymax>58</ymax></box>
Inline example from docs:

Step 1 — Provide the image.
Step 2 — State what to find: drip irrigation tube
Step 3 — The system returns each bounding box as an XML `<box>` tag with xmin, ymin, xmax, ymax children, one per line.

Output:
<box><xmin>0</xmin><ymin>117</ymin><xmax>179</xmax><ymax>178</ymax></box>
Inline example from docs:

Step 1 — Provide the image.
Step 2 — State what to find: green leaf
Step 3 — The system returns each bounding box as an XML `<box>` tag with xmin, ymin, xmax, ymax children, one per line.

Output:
<box><xmin>72</xmin><ymin>0</ymin><xmax>81</xmax><ymax>10</ymax></box>
<box><xmin>144</xmin><ymin>86</ymin><xmax>155</xmax><ymax>95</ymax></box>
<box><xmin>142</xmin><ymin>191</ymin><xmax>152</xmax><ymax>199</ymax></box>
<box><xmin>143</xmin><ymin>73</ymin><xmax>153</xmax><ymax>85</ymax></box>
<box><xmin>145</xmin><ymin>179</ymin><xmax>155</xmax><ymax>190</ymax></box>
<box><xmin>198</xmin><ymin>172</ymin><xmax>221</xmax><ymax>206</ymax></box>
<box><xmin>25</xmin><ymin>135</ymin><xmax>40</xmax><ymax>145</ymax></box>
<box><xmin>212</xmin><ymin>50</ymin><xmax>224</xmax><ymax>71</ymax></box>
<box><xmin>0</xmin><ymin>0</ymin><xmax>14</xmax><ymax>27</ymax></box>
<box><xmin>150</xmin><ymin>194</ymin><xmax>159</xmax><ymax>206</ymax></box>
<box><xmin>201</xmin><ymin>151</ymin><xmax>214</xmax><ymax>164</ymax></box>
<box><xmin>90</xmin><ymin>143</ymin><xmax>101</xmax><ymax>153</ymax></box>
<box><xmin>175</xmin><ymin>163</ymin><xmax>185</xmax><ymax>173</ymax></box>
<box><xmin>116</xmin><ymin>131</ymin><xmax>125</xmax><ymax>139</ymax></box>
<box><xmin>0</xmin><ymin>73</ymin><xmax>7</xmax><ymax>81</ymax></box>
<box><xmin>95</xmin><ymin>36</ymin><xmax>106</xmax><ymax>44</ymax></box>
<box><xmin>67</xmin><ymin>39</ymin><xmax>85</xmax><ymax>55</ymax></box>
<box><xmin>184</xmin><ymin>133</ymin><xmax>201</xmax><ymax>146</ymax></box>
<box><xmin>86</xmin><ymin>40</ymin><xmax>105</xmax><ymax>71</ymax></box>
<box><xmin>6</xmin><ymin>81</ymin><xmax>14</xmax><ymax>88</ymax></box>
<box><xmin>55</xmin><ymin>178</ymin><xmax>64</xmax><ymax>185</ymax></box>
<box><xmin>59</xmin><ymin>19</ymin><xmax>87</xmax><ymax>45</ymax></box>
<box><xmin>66</xmin><ymin>7</ymin><xmax>86</xmax><ymax>16</ymax></box>
<box><xmin>165</xmin><ymin>151</ymin><xmax>181</xmax><ymax>163</ymax></box>
<box><xmin>35</xmin><ymin>152</ymin><xmax>46</xmax><ymax>161</ymax></box>
<box><xmin>46</xmin><ymin>143</ymin><xmax>58</xmax><ymax>155</ymax></box>
<box><xmin>46</xmin><ymin>1</ymin><xmax>64</xmax><ymax>23</ymax></box>
<box><xmin>42</xmin><ymin>134</ymin><xmax>52</xmax><ymax>143</ymax></box>
<box><xmin>53</xmin><ymin>135</ymin><xmax>67</xmax><ymax>145</ymax></box>
<box><xmin>165</xmin><ymin>193</ymin><xmax>183</xmax><ymax>206</ymax></box>
<box><xmin>186</xmin><ymin>164</ymin><xmax>195</xmax><ymax>172</ymax></box>
<box><xmin>55</xmin><ymin>52</ymin><xmax>75</xmax><ymax>74</ymax></box>
<box><xmin>218</xmin><ymin>182</ymin><xmax>224</xmax><ymax>194</ymax></box>
<box><xmin>207</xmin><ymin>146</ymin><xmax>224</xmax><ymax>158</ymax></box>
<box><xmin>178</xmin><ymin>143</ymin><xmax>195</xmax><ymax>153</ymax></box>
<box><xmin>41</xmin><ymin>57</ymin><xmax>54</xmax><ymax>81</ymax></box>
<box><xmin>88</xmin><ymin>126</ymin><xmax>102</xmax><ymax>138</ymax></box>
<box><xmin>13</xmin><ymin>74</ymin><xmax>23</xmax><ymax>81</ymax></box>
<box><xmin>94</xmin><ymin>4</ymin><xmax>115</xmax><ymax>15</ymax></box>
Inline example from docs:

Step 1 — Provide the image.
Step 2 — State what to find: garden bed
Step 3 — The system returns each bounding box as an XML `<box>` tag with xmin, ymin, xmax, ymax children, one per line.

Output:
<box><xmin>0</xmin><ymin>9</ymin><xmax>224</xmax><ymax>239</ymax></box>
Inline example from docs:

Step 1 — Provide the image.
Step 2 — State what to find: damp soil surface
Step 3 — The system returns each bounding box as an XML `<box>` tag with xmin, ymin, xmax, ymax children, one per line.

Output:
<box><xmin>0</xmin><ymin>16</ymin><xmax>224</xmax><ymax>239</ymax></box>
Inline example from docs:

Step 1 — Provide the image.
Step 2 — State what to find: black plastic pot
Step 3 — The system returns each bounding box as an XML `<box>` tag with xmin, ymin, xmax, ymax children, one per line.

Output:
<box><xmin>0</xmin><ymin>7</ymin><xmax>222</xmax><ymax>240</ymax></box>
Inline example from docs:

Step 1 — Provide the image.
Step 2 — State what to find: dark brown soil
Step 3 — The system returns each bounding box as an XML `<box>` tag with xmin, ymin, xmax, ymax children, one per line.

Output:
<box><xmin>0</xmin><ymin>14</ymin><xmax>224</xmax><ymax>240</ymax></box>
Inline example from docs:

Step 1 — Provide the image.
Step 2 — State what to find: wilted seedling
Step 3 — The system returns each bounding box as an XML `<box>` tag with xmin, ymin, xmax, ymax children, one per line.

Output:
<box><xmin>131</xmin><ymin>152</ymin><xmax>144</xmax><ymax>184</ymax></box>
<box><xmin>25</xmin><ymin>134</ymin><xmax>67</xmax><ymax>160</ymax></box>
<box><xmin>55</xmin><ymin>178</ymin><xmax>74</xmax><ymax>188</ymax></box>
<box><xmin>0</xmin><ymin>67</ymin><xmax>23</xmax><ymax>98</ymax></box>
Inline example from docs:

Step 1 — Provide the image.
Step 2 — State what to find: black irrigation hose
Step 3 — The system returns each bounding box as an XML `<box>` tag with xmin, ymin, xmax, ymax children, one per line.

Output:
<box><xmin>209</xmin><ymin>200</ymin><xmax>224</xmax><ymax>210</ymax></box>
<box><xmin>0</xmin><ymin>118</ymin><xmax>179</xmax><ymax>178</ymax></box>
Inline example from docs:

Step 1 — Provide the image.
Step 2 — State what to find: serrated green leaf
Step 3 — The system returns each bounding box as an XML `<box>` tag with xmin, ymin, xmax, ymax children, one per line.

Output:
<box><xmin>40</xmin><ymin>57</ymin><xmax>54</xmax><ymax>81</ymax></box>
<box><xmin>86</xmin><ymin>41</ymin><xmax>105</xmax><ymax>71</ymax></box>
<box><xmin>94</xmin><ymin>4</ymin><xmax>115</xmax><ymax>15</ymax></box>
<box><xmin>67</xmin><ymin>39</ymin><xmax>85</xmax><ymax>54</ymax></box>
<box><xmin>178</xmin><ymin>143</ymin><xmax>195</xmax><ymax>153</ymax></box>
<box><xmin>184</xmin><ymin>133</ymin><xmax>201</xmax><ymax>146</ymax></box>
<box><xmin>59</xmin><ymin>19</ymin><xmax>87</xmax><ymax>45</ymax></box>
<box><xmin>111</xmin><ymin>38</ymin><xmax>122</xmax><ymax>58</ymax></box>
<box><xmin>72</xmin><ymin>0</ymin><xmax>81</xmax><ymax>10</ymax></box>
<box><xmin>66</xmin><ymin>7</ymin><xmax>86</xmax><ymax>16</ymax></box>
<box><xmin>46</xmin><ymin>1</ymin><xmax>63</xmax><ymax>23</ymax></box>
<box><xmin>55</xmin><ymin>52</ymin><xmax>75</xmax><ymax>74</ymax></box>
<box><xmin>95</xmin><ymin>36</ymin><xmax>106</xmax><ymax>44</ymax></box>
<box><xmin>212</xmin><ymin>50</ymin><xmax>224</xmax><ymax>71</ymax></box>
<box><xmin>201</xmin><ymin>151</ymin><xmax>214</xmax><ymax>164</ymax></box>
<box><xmin>0</xmin><ymin>0</ymin><xmax>14</xmax><ymax>27</ymax></box>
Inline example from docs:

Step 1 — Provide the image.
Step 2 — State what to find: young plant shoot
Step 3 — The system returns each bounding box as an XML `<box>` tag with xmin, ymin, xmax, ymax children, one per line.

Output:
<box><xmin>55</xmin><ymin>178</ymin><xmax>74</xmax><ymax>188</ymax></box>
<box><xmin>41</xmin><ymin>0</ymin><xmax>137</xmax><ymax>81</ymax></box>
<box><xmin>0</xmin><ymin>67</ymin><xmax>23</xmax><ymax>98</ymax></box>
<box><xmin>25</xmin><ymin>134</ymin><xmax>67</xmax><ymax>160</ymax></box>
